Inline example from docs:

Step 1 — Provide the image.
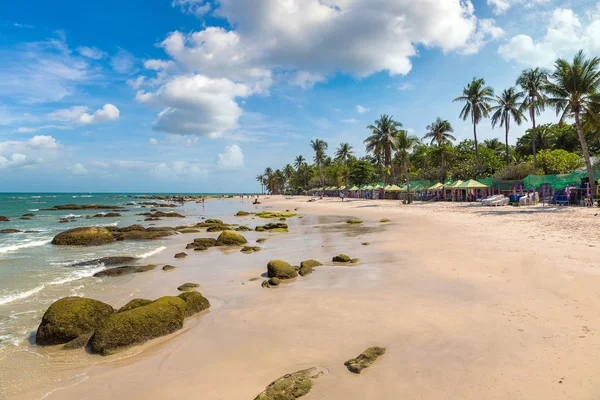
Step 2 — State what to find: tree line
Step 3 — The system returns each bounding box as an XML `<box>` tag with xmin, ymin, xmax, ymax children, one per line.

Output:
<box><xmin>257</xmin><ymin>50</ymin><xmax>600</xmax><ymax>195</ymax></box>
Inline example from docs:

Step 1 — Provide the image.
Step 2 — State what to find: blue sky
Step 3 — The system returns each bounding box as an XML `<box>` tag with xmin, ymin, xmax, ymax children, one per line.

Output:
<box><xmin>1</xmin><ymin>0</ymin><xmax>599</xmax><ymax>192</ymax></box>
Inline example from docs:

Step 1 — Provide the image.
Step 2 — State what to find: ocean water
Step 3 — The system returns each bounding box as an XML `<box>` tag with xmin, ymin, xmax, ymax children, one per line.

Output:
<box><xmin>0</xmin><ymin>193</ymin><xmax>243</xmax><ymax>351</ymax></box>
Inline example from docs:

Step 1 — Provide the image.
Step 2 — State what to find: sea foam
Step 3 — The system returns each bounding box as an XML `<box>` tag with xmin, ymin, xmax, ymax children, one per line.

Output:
<box><xmin>0</xmin><ymin>239</ymin><xmax>51</xmax><ymax>254</ymax></box>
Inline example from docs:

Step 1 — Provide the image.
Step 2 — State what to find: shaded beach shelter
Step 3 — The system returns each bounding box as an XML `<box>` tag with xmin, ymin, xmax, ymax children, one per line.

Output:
<box><xmin>457</xmin><ymin>179</ymin><xmax>489</xmax><ymax>189</ymax></box>
<box><xmin>387</xmin><ymin>185</ymin><xmax>402</xmax><ymax>192</ymax></box>
<box><xmin>348</xmin><ymin>185</ymin><xmax>359</xmax><ymax>191</ymax></box>
<box><xmin>365</xmin><ymin>185</ymin><xmax>374</xmax><ymax>190</ymax></box>
<box><xmin>429</xmin><ymin>182</ymin><xmax>444</xmax><ymax>190</ymax></box>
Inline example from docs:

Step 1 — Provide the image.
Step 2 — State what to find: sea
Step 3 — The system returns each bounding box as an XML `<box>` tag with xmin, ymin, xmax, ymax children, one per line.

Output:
<box><xmin>0</xmin><ymin>193</ymin><xmax>243</xmax><ymax>352</ymax></box>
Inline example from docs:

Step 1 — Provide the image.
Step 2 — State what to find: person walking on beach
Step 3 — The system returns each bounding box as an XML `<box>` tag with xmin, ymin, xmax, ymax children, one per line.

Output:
<box><xmin>340</xmin><ymin>191</ymin><xmax>345</xmax><ymax>201</ymax></box>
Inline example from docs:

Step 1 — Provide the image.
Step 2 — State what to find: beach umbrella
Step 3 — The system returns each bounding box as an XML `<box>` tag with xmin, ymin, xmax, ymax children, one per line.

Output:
<box><xmin>387</xmin><ymin>185</ymin><xmax>402</xmax><ymax>192</ymax></box>
<box><xmin>365</xmin><ymin>185</ymin><xmax>374</xmax><ymax>190</ymax></box>
<box><xmin>349</xmin><ymin>186</ymin><xmax>359</xmax><ymax>191</ymax></box>
<box><xmin>457</xmin><ymin>179</ymin><xmax>489</xmax><ymax>189</ymax></box>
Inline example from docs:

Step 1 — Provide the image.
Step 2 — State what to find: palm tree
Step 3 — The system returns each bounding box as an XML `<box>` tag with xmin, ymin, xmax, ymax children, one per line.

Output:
<box><xmin>453</xmin><ymin>78</ymin><xmax>494</xmax><ymax>176</ymax></box>
<box><xmin>423</xmin><ymin>118</ymin><xmax>456</xmax><ymax>182</ymax></box>
<box><xmin>255</xmin><ymin>174</ymin><xmax>265</xmax><ymax>194</ymax></box>
<box><xmin>490</xmin><ymin>87</ymin><xmax>527</xmax><ymax>166</ymax></box>
<box><xmin>365</xmin><ymin>114</ymin><xmax>402</xmax><ymax>184</ymax></box>
<box><xmin>545</xmin><ymin>50</ymin><xmax>600</xmax><ymax>196</ymax></box>
<box><xmin>335</xmin><ymin>142</ymin><xmax>353</xmax><ymax>164</ymax></box>
<box><xmin>310</xmin><ymin>138</ymin><xmax>328</xmax><ymax>188</ymax></box>
<box><xmin>396</xmin><ymin>130</ymin><xmax>419</xmax><ymax>203</ymax></box>
<box><xmin>294</xmin><ymin>155</ymin><xmax>306</xmax><ymax>170</ymax></box>
<box><xmin>517</xmin><ymin>68</ymin><xmax>549</xmax><ymax>170</ymax></box>
<box><xmin>284</xmin><ymin>164</ymin><xmax>294</xmax><ymax>179</ymax></box>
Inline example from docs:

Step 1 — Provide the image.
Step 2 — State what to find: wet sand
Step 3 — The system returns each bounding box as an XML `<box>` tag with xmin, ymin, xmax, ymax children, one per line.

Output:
<box><xmin>8</xmin><ymin>196</ymin><xmax>600</xmax><ymax>400</ymax></box>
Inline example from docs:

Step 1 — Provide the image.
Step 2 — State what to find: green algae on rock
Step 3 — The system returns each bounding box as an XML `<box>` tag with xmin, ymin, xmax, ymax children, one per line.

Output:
<box><xmin>93</xmin><ymin>265</ymin><xmax>155</xmax><ymax>277</ymax></box>
<box><xmin>174</xmin><ymin>252</ymin><xmax>187</xmax><ymax>259</ymax></box>
<box><xmin>90</xmin><ymin>296</ymin><xmax>186</xmax><ymax>355</ymax></box>
<box><xmin>344</xmin><ymin>346</ymin><xmax>387</xmax><ymax>374</ymax></box>
<box><xmin>346</xmin><ymin>219</ymin><xmax>364</xmax><ymax>224</ymax></box>
<box><xmin>162</xmin><ymin>265</ymin><xmax>176</xmax><ymax>271</ymax></box>
<box><xmin>249</xmin><ymin>277</ymin><xmax>260</xmax><ymax>282</ymax></box>
<box><xmin>235</xmin><ymin>210</ymin><xmax>251</xmax><ymax>216</ymax></box>
<box><xmin>256</xmin><ymin>238</ymin><xmax>267</xmax><ymax>243</ymax></box>
<box><xmin>267</xmin><ymin>260</ymin><xmax>297</xmax><ymax>280</ymax></box>
<box><xmin>332</xmin><ymin>254</ymin><xmax>352</xmax><ymax>262</ymax></box>
<box><xmin>216</xmin><ymin>230</ymin><xmax>248</xmax><ymax>246</ymax></box>
<box><xmin>254</xmin><ymin>211</ymin><xmax>298</xmax><ymax>219</ymax></box>
<box><xmin>241</xmin><ymin>246</ymin><xmax>262</xmax><ymax>254</ymax></box>
<box><xmin>380</xmin><ymin>219</ymin><xmax>391</xmax><ymax>223</ymax></box>
<box><xmin>254</xmin><ymin>368</ymin><xmax>323</xmax><ymax>400</ymax></box>
<box><xmin>51</xmin><ymin>227</ymin><xmax>115</xmax><ymax>246</ymax></box>
<box><xmin>268</xmin><ymin>277</ymin><xmax>281</xmax><ymax>286</ymax></box>
<box><xmin>178</xmin><ymin>291</ymin><xmax>210</xmax><ymax>317</ymax></box>
<box><xmin>177</xmin><ymin>283</ymin><xmax>200</xmax><ymax>292</ymax></box>
<box><xmin>61</xmin><ymin>331</ymin><xmax>94</xmax><ymax>350</ymax></box>
<box><xmin>300</xmin><ymin>260</ymin><xmax>322</xmax><ymax>269</ymax></box>
<box><xmin>235</xmin><ymin>225</ymin><xmax>252</xmax><ymax>231</ymax></box>
<box><xmin>117</xmin><ymin>298</ymin><xmax>153</xmax><ymax>313</ymax></box>
<box><xmin>36</xmin><ymin>297</ymin><xmax>114</xmax><ymax>346</ymax></box>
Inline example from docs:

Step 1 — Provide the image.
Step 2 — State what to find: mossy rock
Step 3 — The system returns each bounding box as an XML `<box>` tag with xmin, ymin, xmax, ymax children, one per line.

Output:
<box><xmin>249</xmin><ymin>277</ymin><xmax>260</xmax><ymax>282</ymax></box>
<box><xmin>256</xmin><ymin>238</ymin><xmax>267</xmax><ymax>243</ymax></box>
<box><xmin>361</xmin><ymin>242</ymin><xmax>370</xmax><ymax>246</ymax></box>
<box><xmin>116</xmin><ymin>230</ymin><xmax>173</xmax><ymax>241</ymax></box>
<box><xmin>279</xmin><ymin>217</ymin><xmax>286</xmax><ymax>221</ymax></box>
<box><xmin>255</xmin><ymin>226</ymin><xmax>266</xmax><ymax>232</ymax></box>
<box><xmin>235</xmin><ymin>211</ymin><xmax>251</xmax><ymax>216</ymax></box>
<box><xmin>177</xmin><ymin>282</ymin><xmax>200</xmax><ymax>292</ymax></box>
<box><xmin>254</xmin><ymin>211</ymin><xmax>298</xmax><ymax>219</ymax></box>
<box><xmin>301</xmin><ymin>260</ymin><xmax>322</xmax><ymax>269</ymax></box>
<box><xmin>0</xmin><ymin>216</ymin><xmax>9</xmax><ymax>222</ymax></box>
<box><xmin>268</xmin><ymin>277</ymin><xmax>281</xmax><ymax>286</ymax></box>
<box><xmin>178</xmin><ymin>228</ymin><xmax>201</xmax><ymax>234</ymax></box>
<box><xmin>118</xmin><ymin>298</ymin><xmax>153</xmax><ymax>313</ymax></box>
<box><xmin>299</xmin><ymin>265</ymin><xmax>313</xmax><ymax>276</ymax></box>
<box><xmin>0</xmin><ymin>229</ymin><xmax>21</xmax><ymax>234</ymax></box>
<box><xmin>193</xmin><ymin>238</ymin><xmax>218</xmax><ymax>247</ymax></box>
<box><xmin>261</xmin><ymin>280</ymin><xmax>270</xmax><ymax>288</ymax></box>
<box><xmin>206</xmin><ymin>224</ymin><xmax>230</xmax><ymax>232</ymax></box>
<box><xmin>51</xmin><ymin>227</ymin><xmax>115</xmax><ymax>246</ymax></box>
<box><xmin>216</xmin><ymin>230</ymin><xmax>248</xmax><ymax>246</ymax></box>
<box><xmin>241</xmin><ymin>246</ymin><xmax>262</xmax><ymax>254</ymax></box>
<box><xmin>380</xmin><ymin>219</ymin><xmax>391</xmax><ymax>223</ymax></box>
<box><xmin>205</xmin><ymin>218</ymin><xmax>223</xmax><ymax>225</ymax></box>
<box><xmin>174</xmin><ymin>252</ymin><xmax>187</xmax><ymax>259</ymax></box>
<box><xmin>178</xmin><ymin>291</ymin><xmax>210</xmax><ymax>317</ymax></box>
<box><xmin>61</xmin><ymin>331</ymin><xmax>94</xmax><ymax>350</ymax></box>
<box><xmin>194</xmin><ymin>245</ymin><xmax>208</xmax><ymax>251</ymax></box>
<box><xmin>267</xmin><ymin>260</ymin><xmax>297</xmax><ymax>280</ymax></box>
<box><xmin>270</xmin><ymin>228</ymin><xmax>289</xmax><ymax>233</ymax></box>
<box><xmin>346</xmin><ymin>219</ymin><xmax>364</xmax><ymax>224</ymax></box>
<box><xmin>333</xmin><ymin>254</ymin><xmax>352</xmax><ymax>263</ymax></box>
<box><xmin>254</xmin><ymin>368</ymin><xmax>323</xmax><ymax>400</ymax></box>
<box><xmin>93</xmin><ymin>265</ymin><xmax>155</xmax><ymax>277</ymax></box>
<box><xmin>235</xmin><ymin>225</ymin><xmax>252</xmax><ymax>232</ymax></box>
<box><xmin>350</xmin><ymin>258</ymin><xmax>360</xmax><ymax>264</ymax></box>
<box><xmin>36</xmin><ymin>297</ymin><xmax>114</xmax><ymax>345</ymax></box>
<box><xmin>91</xmin><ymin>296</ymin><xmax>185</xmax><ymax>355</ymax></box>
<box><xmin>162</xmin><ymin>265</ymin><xmax>176</xmax><ymax>271</ymax></box>
<box><xmin>344</xmin><ymin>346</ymin><xmax>386</xmax><ymax>374</ymax></box>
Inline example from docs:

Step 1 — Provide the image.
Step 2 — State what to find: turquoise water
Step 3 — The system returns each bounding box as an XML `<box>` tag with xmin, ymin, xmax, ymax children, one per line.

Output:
<box><xmin>0</xmin><ymin>193</ymin><xmax>245</xmax><ymax>349</ymax></box>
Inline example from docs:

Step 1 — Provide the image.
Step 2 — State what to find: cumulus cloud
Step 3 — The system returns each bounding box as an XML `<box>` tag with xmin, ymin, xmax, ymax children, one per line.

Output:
<box><xmin>151</xmin><ymin>161</ymin><xmax>209</xmax><ymax>180</ymax></box>
<box><xmin>0</xmin><ymin>135</ymin><xmax>60</xmax><ymax>169</ymax></box>
<box><xmin>48</xmin><ymin>104</ymin><xmax>120</xmax><ymax>125</ymax></box>
<box><xmin>461</xmin><ymin>18</ymin><xmax>505</xmax><ymax>55</ymax></box>
<box><xmin>172</xmin><ymin>0</ymin><xmax>211</xmax><ymax>16</ymax></box>
<box><xmin>69</xmin><ymin>163</ymin><xmax>88</xmax><ymax>175</ymax></box>
<box><xmin>78</xmin><ymin>104</ymin><xmax>120</xmax><ymax>124</ymax></box>
<box><xmin>126</xmin><ymin>76</ymin><xmax>145</xmax><ymax>89</ymax></box>
<box><xmin>216</xmin><ymin>144</ymin><xmax>244</xmax><ymax>170</ymax></box>
<box><xmin>498</xmin><ymin>7</ymin><xmax>600</xmax><ymax>67</ymax></box>
<box><xmin>487</xmin><ymin>0</ymin><xmax>551</xmax><ymax>15</ymax></box>
<box><xmin>356</xmin><ymin>105</ymin><xmax>369</xmax><ymax>114</ymax></box>
<box><xmin>136</xmin><ymin>74</ymin><xmax>251</xmax><ymax>137</ymax></box>
<box><xmin>77</xmin><ymin>46</ymin><xmax>106</xmax><ymax>59</ymax></box>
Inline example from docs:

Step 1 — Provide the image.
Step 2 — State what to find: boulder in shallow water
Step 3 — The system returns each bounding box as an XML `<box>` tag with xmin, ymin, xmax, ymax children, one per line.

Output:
<box><xmin>93</xmin><ymin>265</ymin><xmax>155</xmax><ymax>277</ymax></box>
<box><xmin>332</xmin><ymin>254</ymin><xmax>352</xmax><ymax>263</ymax></box>
<box><xmin>267</xmin><ymin>260</ymin><xmax>297</xmax><ymax>280</ymax></box>
<box><xmin>254</xmin><ymin>368</ymin><xmax>323</xmax><ymax>400</ymax></box>
<box><xmin>174</xmin><ymin>252</ymin><xmax>187</xmax><ymax>259</ymax></box>
<box><xmin>61</xmin><ymin>331</ymin><xmax>94</xmax><ymax>350</ymax></box>
<box><xmin>256</xmin><ymin>238</ymin><xmax>267</xmax><ymax>243</ymax></box>
<box><xmin>300</xmin><ymin>260</ymin><xmax>322</xmax><ymax>269</ymax></box>
<box><xmin>241</xmin><ymin>246</ymin><xmax>261</xmax><ymax>254</ymax></box>
<box><xmin>380</xmin><ymin>219</ymin><xmax>391</xmax><ymax>223</ymax></box>
<box><xmin>177</xmin><ymin>282</ymin><xmax>200</xmax><ymax>292</ymax></box>
<box><xmin>36</xmin><ymin>297</ymin><xmax>114</xmax><ymax>346</ymax></box>
<box><xmin>268</xmin><ymin>277</ymin><xmax>281</xmax><ymax>286</ymax></box>
<box><xmin>71</xmin><ymin>256</ymin><xmax>139</xmax><ymax>267</ymax></box>
<box><xmin>51</xmin><ymin>227</ymin><xmax>114</xmax><ymax>246</ymax></box>
<box><xmin>90</xmin><ymin>296</ymin><xmax>186</xmax><ymax>355</ymax></box>
<box><xmin>0</xmin><ymin>229</ymin><xmax>21</xmax><ymax>234</ymax></box>
<box><xmin>162</xmin><ymin>265</ymin><xmax>176</xmax><ymax>271</ymax></box>
<box><xmin>346</xmin><ymin>219</ymin><xmax>363</xmax><ymax>224</ymax></box>
<box><xmin>235</xmin><ymin>210</ymin><xmax>251</xmax><ymax>216</ymax></box>
<box><xmin>178</xmin><ymin>291</ymin><xmax>210</xmax><ymax>317</ymax></box>
<box><xmin>216</xmin><ymin>230</ymin><xmax>248</xmax><ymax>246</ymax></box>
<box><xmin>205</xmin><ymin>218</ymin><xmax>223</xmax><ymax>225</ymax></box>
<box><xmin>0</xmin><ymin>216</ymin><xmax>10</xmax><ymax>222</ymax></box>
<box><xmin>117</xmin><ymin>299</ymin><xmax>153</xmax><ymax>313</ymax></box>
<box><xmin>344</xmin><ymin>346</ymin><xmax>386</xmax><ymax>374</ymax></box>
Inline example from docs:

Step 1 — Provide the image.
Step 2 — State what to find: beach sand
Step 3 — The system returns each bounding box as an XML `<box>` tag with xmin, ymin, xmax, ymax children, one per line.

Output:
<box><xmin>8</xmin><ymin>196</ymin><xmax>600</xmax><ymax>400</ymax></box>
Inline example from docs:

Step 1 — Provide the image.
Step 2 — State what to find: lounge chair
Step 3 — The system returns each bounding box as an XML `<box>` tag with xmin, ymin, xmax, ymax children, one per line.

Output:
<box><xmin>482</xmin><ymin>195</ymin><xmax>503</xmax><ymax>206</ymax></box>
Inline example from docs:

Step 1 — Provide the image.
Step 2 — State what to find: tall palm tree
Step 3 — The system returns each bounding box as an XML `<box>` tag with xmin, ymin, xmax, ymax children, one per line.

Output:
<box><xmin>365</xmin><ymin>114</ymin><xmax>402</xmax><ymax>184</ymax></box>
<box><xmin>396</xmin><ymin>130</ymin><xmax>419</xmax><ymax>203</ymax></box>
<box><xmin>517</xmin><ymin>68</ymin><xmax>549</xmax><ymax>171</ymax></box>
<box><xmin>255</xmin><ymin>174</ymin><xmax>265</xmax><ymax>194</ymax></box>
<box><xmin>310</xmin><ymin>138</ymin><xmax>328</xmax><ymax>188</ymax></box>
<box><xmin>490</xmin><ymin>87</ymin><xmax>527</xmax><ymax>166</ymax></box>
<box><xmin>294</xmin><ymin>155</ymin><xmax>306</xmax><ymax>170</ymax></box>
<box><xmin>453</xmin><ymin>78</ymin><xmax>494</xmax><ymax>176</ymax></box>
<box><xmin>283</xmin><ymin>164</ymin><xmax>294</xmax><ymax>179</ymax></box>
<box><xmin>335</xmin><ymin>142</ymin><xmax>353</xmax><ymax>164</ymax></box>
<box><xmin>545</xmin><ymin>50</ymin><xmax>600</xmax><ymax>196</ymax></box>
<box><xmin>423</xmin><ymin>118</ymin><xmax>456</xmax><ymax>182</ymax></box>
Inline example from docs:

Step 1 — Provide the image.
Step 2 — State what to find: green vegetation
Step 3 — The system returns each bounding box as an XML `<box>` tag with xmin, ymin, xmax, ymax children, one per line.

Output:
<box><xmin>178</xmin><ymin>291</ymin><xmax>210</xmax><ymax>317</ymax></box>
<box><xmin>235</xmin><ymin>211</ymin><xmax>251</xmax><ymax>216</ymax></box>
<box><xmin>36</xmin><ymin>297</ymin><xmax>114</xmax><ymax>345</ymax></box>
<box><xmin>344</xmin><ymin>346</ymin><xmax>387</xmax><ymax>374</ymax></box>
<box><xmin>118</xmin><ymin>299</ymin><xmax>153</xmax><ymax>313</ymax></box>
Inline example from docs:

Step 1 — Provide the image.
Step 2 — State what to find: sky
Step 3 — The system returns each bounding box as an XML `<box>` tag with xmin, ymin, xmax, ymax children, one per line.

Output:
<box><xmin>1</xmin><ymin>0</ymin><xmax>600</xmax><ymax>192</ymax></box>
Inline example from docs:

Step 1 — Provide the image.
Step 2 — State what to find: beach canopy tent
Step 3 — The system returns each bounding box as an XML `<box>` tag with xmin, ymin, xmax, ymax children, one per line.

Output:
<box><xmin>522</xmin><ymin>171</ymin><xmax>600</xmax><ymax>189</ymax></box>
<box><xmin>446</xmin><ymin>180</ymin><xmax>464</xmax><ymax>189</ymax></box>
<box><xmin>384</xmin><ymin>185</ymin><xmax>392</xmax><ymax>191</ymax></box>
<box><xmin>457</xmin><ymin>179</ymin><xmax>489</xmax><ymax>189</ymax></box>
<box><xmin>387</xmin><ymin>185</ymin><xmax>402</xmax><ymax>192</ymax></box>
<box><xmin>365</xmin><ymin>185</ymin><xmax>374</xmax><ymax>190</ymax></box>
<box><xmin>348</xmin><ymin>186</ymin><xmax>359</xmax><ymax>191</ymax></box>
<box><xmin>429</xmin><ymin>182</ymin><xmax>444</xmax><ymax>190</ymax></box>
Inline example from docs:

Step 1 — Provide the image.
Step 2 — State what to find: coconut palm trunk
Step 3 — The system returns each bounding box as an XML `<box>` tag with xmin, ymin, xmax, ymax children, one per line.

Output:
<box><xmin>530</xmin><ymin>100</ymin><xmax>537</xmax><ymax>170</ymax></box>
<box><xmin>574</xmin><ymin>112</ymin><xmax>596</xmax><ymax>195</ymax></box>
<box><xmin>473</xmin><ymin>120</ymin><xmax>480</xmax><ymax>175</ymax></box>
<box><xmin>504</xmin><ymin>116</ymin><xmax>510</xmax><ymax>166</ymax></box>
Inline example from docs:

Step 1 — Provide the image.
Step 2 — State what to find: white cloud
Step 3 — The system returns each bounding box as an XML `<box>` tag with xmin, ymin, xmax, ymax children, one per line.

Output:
<box><xmin>136</xmin><ymin>74</ymin><xmax>251</xmax><ymax>137</ymax></box>
<box><xmin>77</xmin><ymin>46</ymin><xmax>106</xmax><ymax>59</ymax></box>
<box><xmin>111</xmin><ymin>49</ymin><xmax>136</xmax><ymax>74</ymax></box>
<box><xmin>356</xmin><ymin>105</ymin><xmax>369</xmax><ymax>114</ymax></box>
<box><xmin>398</xmin><ymin>83</ymin><xmax>415</xmax><ymax>91</ymax></box>
<box><xmin>69</xmin><ymin>163</ymin><xmax>88</xmax><ymax>175</ymax></box>
<box><xmin>144</xmin><ymin>59</ymin><xmax>175</xmax><ymax>71</ymax></box>
<box><xmin>461</xmin><ymin>18</ymin><xmax>505</xmax><ymax>55</ymax></box>
<box><xmin>126</xmin><ymin>76</ymin><xmax>145</xmax><ymax>89</ymax></box>
<box><xmin>48</xmin><ymin>106</ymin><xmax>89</xmax><ymax>122</ymax></box>
<box><xmin>149</xmin><ymin>138</ymin><xmax>159</xmax><ymax>145</ymax></box>
<box><xmin>290</xmin><ymin>71</ymin><xmax>326</xmax><ymax>89</ymax></box>
<box><xmin>216</xmin><ymin>144</ymin><xmax>244</xmax><ymax>170</ymax></box>
<box><xmin>0</xmin><ymin>135</ymin><xmax>60</xmax><ymax>169</ymax></box>
<box><xmin>499</xmin><ymin>7</ymin><xmax>600</xmax><ymax>67</ymax></box>
<box><xmin>341</xmin><ymin>119</ymin><xmax>357</xmax><ymax>124</ymax></box>
<box><xmin>172</xmin><ymin>0</ymin><xmax>211</xmax><ymax>16</ymax></box>
<box><xmin>487</xmin><ymin>0</ymin><xmax>551</xmax><ymax>15</ymax></box>
<box><xmin>17</xmin><ymin>127</ymin><xmax>37</xmax><ymax>133</ymax></box>
<box><xmin>78</xmin><ymin>104</ymin><xmax>120</xmax><ymax>125</ymax></box>
<box><xmin>151</xmin><ymin>161</ymin><xmax>209</xmax><ymax>180</ymax></box>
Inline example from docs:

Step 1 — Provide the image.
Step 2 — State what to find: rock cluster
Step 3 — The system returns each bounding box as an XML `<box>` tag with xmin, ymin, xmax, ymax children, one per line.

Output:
<box><xmin>255</xmin><ymin>222</ymin><xmax>288</xmax><ymax>232</ymax></box>
<box><xmin>344</xmin><ymin>346</ymin><xmax>386</xmax><ymax>374</ymax></box>
<box><xmin>254</xmin><ymin>368</ymin><xmax>323</xmax><ymax>400</ymax></box>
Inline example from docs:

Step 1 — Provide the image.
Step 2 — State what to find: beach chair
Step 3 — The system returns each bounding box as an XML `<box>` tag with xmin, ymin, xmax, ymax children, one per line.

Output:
<box><xmin>482</xmin><ymin>195</ymin><xmax>503</xmax><ymax>206</ymax></box>
<box><xmin>489</xmin><ymin>195</ymin><xmax>509</xmax><ymax>206</ymax></box>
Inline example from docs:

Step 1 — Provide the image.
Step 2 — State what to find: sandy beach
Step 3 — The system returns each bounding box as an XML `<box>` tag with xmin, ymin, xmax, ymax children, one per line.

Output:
<box><xmin>6</xmin><ymin>196</ymin><xmax>600</xmax><ymax>400</ymax></box>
